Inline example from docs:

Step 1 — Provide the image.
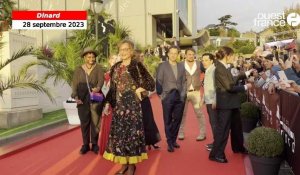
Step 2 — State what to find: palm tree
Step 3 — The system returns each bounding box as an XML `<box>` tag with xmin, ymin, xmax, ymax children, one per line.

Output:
<box><xmin>108</xmin><ymin>22</ymin><xmax>131</xmax><ymax>54</ymax></box>
<box><xmin>21</xmin><ymin>19</ymin><xmax>131</xmax><ymax>87</ymax></box>
<box><xmin>20</xmin><ymin>30</ymin><xmax>93</xmax><ymax>87</ymax></box>
<box><xmin>0</xmin><ymin>42</ymin><xmax>54</xmax><ymax>102</ymax></box>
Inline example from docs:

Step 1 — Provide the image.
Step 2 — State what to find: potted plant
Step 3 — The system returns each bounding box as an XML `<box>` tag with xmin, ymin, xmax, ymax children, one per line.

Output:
<box><xmin>63</xmin><ymin>98</ymin><xmax>80</xmax><ymax>125</ymax></box>
<box><xmin>246</xmin><ymin>127</ymin><xmax>284</xmax><ymax>175</ymax></box>
<box><xmin>0</xmin><ymin>0</ymin><xmax>15</xmax><ymax>33</ymax></box>
<box><xmin>240</xmin><ymin>102</ymin><xmax>259</xmax><ymax>133</ymax></box>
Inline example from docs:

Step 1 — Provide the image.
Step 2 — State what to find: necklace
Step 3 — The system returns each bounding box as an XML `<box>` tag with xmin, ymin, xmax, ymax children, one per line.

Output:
<box><xmin>86</xmin><ymin>64</ymin><xmax>93</xmax><ymax>69</ymax></box>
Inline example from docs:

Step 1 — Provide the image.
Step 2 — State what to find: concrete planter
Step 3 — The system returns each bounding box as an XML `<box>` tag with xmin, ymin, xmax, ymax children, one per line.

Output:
<box><xmin>242</xmin><ymin>117</ymin><xmax>258</xmax><ymax>133</ymax></box>
<box><xmin>63</xmin><ymin>101</ymin><xmax>80</xmax><ymax>125</ymax></box>
<box><xmin>249</xmin><ymin>154</ymin><xmax>282</xmax><ymax>175</ymax></box>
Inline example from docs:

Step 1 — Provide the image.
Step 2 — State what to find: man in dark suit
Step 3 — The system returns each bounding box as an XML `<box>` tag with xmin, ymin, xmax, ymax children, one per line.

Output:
<box><xmin>156</xmin><ymin>46</ymin><xmax>187</xmax><ymax>152</ymax></box>
<box><xmin>209</xmin><ymin>46</ymin><xmax>253</xmax><ymax>163</ymax></box>
<box><xmin>158</xmin><ymin>44</ymin><xmax>168</xmax><ymax>62</ymax></box>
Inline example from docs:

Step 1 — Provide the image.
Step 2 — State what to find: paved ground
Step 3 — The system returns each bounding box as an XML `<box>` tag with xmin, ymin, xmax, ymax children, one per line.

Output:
<box><xmin>0</xmin><ymin>94</ymin><xmax>295</xmax><ymax>175</ymax></box>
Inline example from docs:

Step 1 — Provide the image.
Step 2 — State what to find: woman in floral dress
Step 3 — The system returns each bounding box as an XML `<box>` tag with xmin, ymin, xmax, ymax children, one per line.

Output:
<box><xmin>103</xmin><ymin>40</ymin><xmax>155</xmax><ymax>175</ymax></box>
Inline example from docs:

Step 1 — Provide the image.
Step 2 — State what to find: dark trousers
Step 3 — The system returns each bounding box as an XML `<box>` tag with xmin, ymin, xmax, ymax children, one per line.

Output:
<box><xmin>77</xmin><ymin>103</ymin><xmax>102</xmax><ymax>145</ymax></box>
<box><xmin>209</xmin><ymin>108</ymin><xmax>244</xmax><ymax>158</ymax></box>
<box><xmin>162</xmin><ymin>90</ymin><xmax>185</xmax><ymax>146</ymax></box>
<box><xmin>206</xmin><ymin>104</ymin><xmax>218</xmax><ymax>138</ymax></box>
<box><xmin>141</xmin><ymin>97</ymin><xmax>161</xmax><ymax>145</ymax></box>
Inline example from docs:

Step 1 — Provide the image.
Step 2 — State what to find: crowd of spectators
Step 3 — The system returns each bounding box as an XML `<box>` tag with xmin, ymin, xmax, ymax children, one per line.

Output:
<box><xmin>228</xmin><ymin>46</ymin><xmax>300</xmax><ymax>96</ymax></box>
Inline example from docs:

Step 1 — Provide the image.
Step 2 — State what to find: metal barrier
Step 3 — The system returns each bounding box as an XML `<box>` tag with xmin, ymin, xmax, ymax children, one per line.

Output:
<box><xmin>248</xmin><ymin>86</ymin><xmax>300</xmax><ymax>175</ymax></box>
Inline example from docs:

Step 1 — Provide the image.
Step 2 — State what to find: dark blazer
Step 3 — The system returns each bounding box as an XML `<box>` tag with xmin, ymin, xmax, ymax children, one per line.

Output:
<box><xmin>71</xmin><ymin>64</ymin><xmax>104</xmax><ymax>105</ymax></box>
<box><xmin>105</xmin><ymin>59</ymin><xmax>155</xmax><ymax>108</ymax></box>
<box><xmin>156</xmin><ymin>61</ymin><xmax>187</xmax><ymax>101</ymax></box>
<box><xmin>215</xmin><ymin>60</ymin><xmax>246</xmax><ymax>109</ymax></box>
<box><xmin>158</xmin><ymin>47</ymin><xmax>168</xmax><ymax>58</ymax></box>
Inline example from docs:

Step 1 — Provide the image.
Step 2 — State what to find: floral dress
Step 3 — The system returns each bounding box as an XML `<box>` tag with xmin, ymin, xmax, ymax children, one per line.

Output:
<box><xmin>103</xmin><ymin>64</ymin><xmax>147</xmax><ymax>164</ymax></box>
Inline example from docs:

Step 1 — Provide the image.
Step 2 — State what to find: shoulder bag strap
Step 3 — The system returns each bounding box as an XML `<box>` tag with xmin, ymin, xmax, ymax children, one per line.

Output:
<box><xmin>84</xmin><ymin>71</ymin><xmax>92</xmax><ymax>92</ymax></box>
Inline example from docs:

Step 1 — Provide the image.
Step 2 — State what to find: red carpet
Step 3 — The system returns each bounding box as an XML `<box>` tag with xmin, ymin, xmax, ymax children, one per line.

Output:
<box><xmin>0</xmin><ymin>95</ymin><xmax>246</xmax><ymax>175</ymax></box>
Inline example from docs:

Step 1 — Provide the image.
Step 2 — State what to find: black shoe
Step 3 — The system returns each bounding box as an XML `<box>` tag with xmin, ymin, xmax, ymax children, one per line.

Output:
<box><xmin>147</xmin><ymin>144</ymin><xmax>160</xmax><ymax>150</ymax></box>
<box><xmin>152</xmin><ymin>144</ymin><xmax>160</xmax><ymax>149</ymax></box>
<box><xmin>206</xmin><ymin>144</ymin><xmax>213</xmax><ymax>151</ymax></box>
<box><xmin>233</xmin><ymin>148</ymin><xmax>248</xmax><ymax>154</ymax></box>
<box><xmin>92</xmin><ymin>144</ymin><xmax>99</xmax><ymax>154</ymax></box>
<box><xmin>127</xmin><ymin>165</ymin><xmax>136</xmax><ymax>175</ymax></box>
<box><xmin>173</xmin><ymin>142</ymin><xmax>180</xmax><ymax>148</ymax></box>
<box><xmin>167</xmin><ymin>145</ymin><xmax>174</xmax><ymax>152</ymax></box>
<box><xmin>209</xmin><ymin>156</ymin><xmax>228</xmax><ymax>163</ymax></box>
<box><xmin>115</xmin><ymin>165</ymin><xmax>128</xmax><ymax>174</ymax></box>
<box><xmin>80</xmin><ymin>144</ymin><xmax>90</xmax><ymax>154</ymax></box>
<box><xmin>206</xmin><ymin>143</ymin><xmax>213</xmax><ymax>148</ymax></box>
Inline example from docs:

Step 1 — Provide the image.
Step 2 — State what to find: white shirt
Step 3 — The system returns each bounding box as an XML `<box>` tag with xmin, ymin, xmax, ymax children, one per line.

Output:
<box><xmin>204</xmin><ymin>64</ymin><xmax>216</xmax><ymax>104</ymax></box>
<box><xmin>184</xmin><ymin>61</ymin><xmax>197</xmax><ymax>90</ymax></box>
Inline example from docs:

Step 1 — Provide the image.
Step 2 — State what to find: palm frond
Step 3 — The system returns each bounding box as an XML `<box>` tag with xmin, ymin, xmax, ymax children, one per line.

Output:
<box><xmin>0</xmin><ymin>47</ymin><xmax>33</xmax><ymax>70</ymax></box>
<box><xmin>0</xmin><ymin>74</ymin><xmax>55</xmax><ymax>103</ymax></box>
<box><xmin>0</xmin><ymin>42</ymin><xmax>5</xmax><ymax>50</ymax></box>
<box><xmin>19</xmin><ymin>61</ymin><xmax>40</xmax><ymax>76</ymax></box>
<box><xmin>20</xmin><ymin>58</ymin><xmax>71</xmax><ymax>86</ymax></box>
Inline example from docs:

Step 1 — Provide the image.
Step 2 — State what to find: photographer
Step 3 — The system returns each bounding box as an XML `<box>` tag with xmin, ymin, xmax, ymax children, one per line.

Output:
<box><xmin>284</xmin><ymin>54</ymin><xmax>300</xmax><ymax>85</ymax></box>
<box><xmin>267</xmin><ymin>48</ymin><xmax>300</xmax><ymax>95</ymax></box>
<box><xmin>251</xmin><ymin>51</ymin><xmax>282</xmax><ymax>90</ymax></box>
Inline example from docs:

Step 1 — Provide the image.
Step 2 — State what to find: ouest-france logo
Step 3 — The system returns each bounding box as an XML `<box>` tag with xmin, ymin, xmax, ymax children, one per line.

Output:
<box><xmin>254</xmin><ymin>12</ymin><xmax>300</xmax><ymax>27</ymax></box>
<box><xmin>287</xmin><ymin>12</ymin><xmax>300</xmax><ymax>27</ymax></box>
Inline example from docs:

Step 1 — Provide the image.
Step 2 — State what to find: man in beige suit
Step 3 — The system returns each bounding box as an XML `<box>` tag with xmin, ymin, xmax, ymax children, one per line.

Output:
<box><xmin>178</xmin><ymin>48</ymin><xmax>206</xmax><ymax>141</ymax></box>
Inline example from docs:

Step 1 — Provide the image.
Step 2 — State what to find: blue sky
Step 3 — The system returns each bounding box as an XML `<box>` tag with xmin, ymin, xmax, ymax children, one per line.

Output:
<box><xmin>196</xmin><ymin>0</ymin><xmax>300</xmax><ymax>33</ymax></box>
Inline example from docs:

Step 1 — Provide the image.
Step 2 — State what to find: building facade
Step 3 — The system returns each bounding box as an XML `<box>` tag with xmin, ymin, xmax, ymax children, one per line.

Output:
<box><xmin>1</xmin><ymin>0</ymin><xmax>197</xmax><ymax>114</ymax></box>
<box><xmin>10</xmin><ymin>0</ymin><xmax>197</xmax><ymax>47</ymax></box>
<box><xmin>103</xmin><ymin>0</ymin><xmax>197</xmax><ymax>46</ymax></box>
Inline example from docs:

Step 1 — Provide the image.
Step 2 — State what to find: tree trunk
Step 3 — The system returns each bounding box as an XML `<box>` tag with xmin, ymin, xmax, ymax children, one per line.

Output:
<box><xmin>0</xmin><ymin>21</ymin><xmax>10</xmax><ymax>32</ymax></box>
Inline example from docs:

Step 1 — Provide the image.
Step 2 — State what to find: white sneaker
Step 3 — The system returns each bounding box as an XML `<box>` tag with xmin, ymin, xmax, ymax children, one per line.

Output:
<box><xmin>196</xmin><ymin>135</ymin><xmax>206</xmax><ymax>141</ymax></box>
<box><xmin>178</xmin><ymin>133</ymin><xmax>184</xmax><ymax>140</ymax></box>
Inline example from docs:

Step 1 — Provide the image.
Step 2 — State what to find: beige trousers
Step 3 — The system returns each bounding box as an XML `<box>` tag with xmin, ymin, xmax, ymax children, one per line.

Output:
<box><xmin>179</xmin><ymin>90</ymin><xmax>206</xmax><ymax>137</ymax></box>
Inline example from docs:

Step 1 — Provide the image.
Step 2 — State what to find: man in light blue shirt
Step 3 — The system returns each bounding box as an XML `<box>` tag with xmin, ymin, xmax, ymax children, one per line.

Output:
<box><xmin>202</xmin><ymin>53</ymin><xmax>217</xmax><ymax>151</ymax></box>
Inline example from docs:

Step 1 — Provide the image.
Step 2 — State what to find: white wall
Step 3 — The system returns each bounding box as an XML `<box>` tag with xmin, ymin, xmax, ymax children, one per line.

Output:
<box><xmin>104</xmin><ymin>0</ymin><xmax>177</xmax><ymax>46</ymax></box>
<box><xmin>0</xmin><ymin>32</ymin><xmax>39</xmax><ymax>111</ymax></box>
<box><xmin>9</xmin><ymin>0</ymin><xmax>84</xmax><ymax>112</ymax></box>
<box><xmin>147</xmin><ymin>0</ymin><xmax>174</xmax><ymax>15</ymax></box>
<box><xmin>188</xmin><ymin>0</ymin><xmax>197</xmax><ymax>36</ymax></box>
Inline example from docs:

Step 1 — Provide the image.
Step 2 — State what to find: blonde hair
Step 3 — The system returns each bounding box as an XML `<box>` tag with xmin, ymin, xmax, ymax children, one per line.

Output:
<box><xmin>117</xmin><ymin>39</ymin><xmax>134</xmax><ymax>50</ymax></box>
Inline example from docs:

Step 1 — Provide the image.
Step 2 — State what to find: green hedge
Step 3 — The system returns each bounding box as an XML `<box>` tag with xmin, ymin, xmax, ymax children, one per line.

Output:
<box><xmin>246</xmin><ymin>127</ymin><xmax>284</xmax><ymax>157</ymax></box>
